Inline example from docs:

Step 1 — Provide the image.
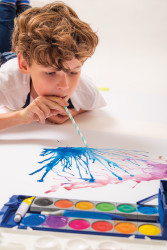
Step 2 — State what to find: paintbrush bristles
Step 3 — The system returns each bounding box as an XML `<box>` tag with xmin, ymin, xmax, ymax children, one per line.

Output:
<box><xmin>64</xmin><ymin>106</ymin><xmax>88</xmax><ymax>147</ymax></box>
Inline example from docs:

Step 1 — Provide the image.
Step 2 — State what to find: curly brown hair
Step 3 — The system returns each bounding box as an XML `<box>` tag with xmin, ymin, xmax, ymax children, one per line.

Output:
<box><xmin>12</xmin><ymin>1</ymin><xmax>98</xmax><ymax>72</ymax></box>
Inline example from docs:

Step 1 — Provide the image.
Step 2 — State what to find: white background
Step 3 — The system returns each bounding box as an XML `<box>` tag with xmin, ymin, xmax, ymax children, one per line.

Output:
<box><xmin>0</xmin><ymin>0</ymin><xmax>167</xmax><ymax>247</ymax></box>
<box><xmin>31</xmin><ymin>0</ymin><xmax>167</xmax><ymax>96</ymax></box>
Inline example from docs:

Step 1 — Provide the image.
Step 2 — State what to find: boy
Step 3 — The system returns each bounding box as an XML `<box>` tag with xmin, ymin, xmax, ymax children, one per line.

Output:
<box><xmin>0</xmin><ymin>1</ymin><xmax>106</xmax><ymax>130</ymax></box>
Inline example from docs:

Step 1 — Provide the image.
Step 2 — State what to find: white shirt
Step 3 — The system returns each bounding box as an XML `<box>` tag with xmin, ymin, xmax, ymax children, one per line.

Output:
<box><xmin>0</xmin><ymin>57</ymin><xmax>106</xmax><ymax>111</ymax></box>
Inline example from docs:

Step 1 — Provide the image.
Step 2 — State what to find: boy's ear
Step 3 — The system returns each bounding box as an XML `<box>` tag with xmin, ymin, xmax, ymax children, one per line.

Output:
<box><xmin>17</xmin><ymin>53</ymin><xmax>30</xmax><ymax>74</ymax></box>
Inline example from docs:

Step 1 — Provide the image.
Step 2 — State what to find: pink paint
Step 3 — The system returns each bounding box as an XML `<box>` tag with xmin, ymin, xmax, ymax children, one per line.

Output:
<box><xmin>45</xmin><ymin>185</ymin><xmax>59</xmax><ymax>194</ymax></box>
<box><xmin>35</xmin><ymin>148</ymin><xmax>167</xmax><ymax>194</ymax></box>
<box><xmin>69</xmin><ymin>219</ymin><xmax>90</xmax><ymax>230</ymax></box>
<box><xmin>45</xmin><ymin>158</ymin><xmax>167</xmax><ymax>193</ymax></box>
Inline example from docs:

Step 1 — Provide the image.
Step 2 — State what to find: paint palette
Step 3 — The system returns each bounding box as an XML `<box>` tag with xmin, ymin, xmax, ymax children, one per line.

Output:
<box><xmin>1</xmin><ymin>227</ymin><xmax>167</xmax><ymax>250</ymax></box>
<box><xmin>30</xmin><ymin>196</ymin><xmax>159</xmax><ymax>221</ymax></box>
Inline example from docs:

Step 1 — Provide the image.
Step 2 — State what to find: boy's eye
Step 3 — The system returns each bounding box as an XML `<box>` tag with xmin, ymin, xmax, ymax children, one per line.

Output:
<box><xmin>69</xmin><ymin>71</ymin><xmax>79</xmax><ymax>75</ymax></box>
<box><xmin>45</xmin><ymin>72</ymin><xmax>56</xmax><ymax>76</ymax></box>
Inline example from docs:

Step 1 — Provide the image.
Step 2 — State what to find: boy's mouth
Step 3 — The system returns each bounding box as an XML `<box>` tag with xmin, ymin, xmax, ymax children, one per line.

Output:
<box><xmin>54</xmin><ymin>95</ymin><xmax>69</xmax><ymax>102</ymax></box>
<box><xmin>62</xmin><ymin>96</ymin><xmax>69</xmax><ymax>101</ymax></box>
<box><xmin>57</xmin><ymin>96</ymin><xmax>69</xmax><ymax>102</ymax></box>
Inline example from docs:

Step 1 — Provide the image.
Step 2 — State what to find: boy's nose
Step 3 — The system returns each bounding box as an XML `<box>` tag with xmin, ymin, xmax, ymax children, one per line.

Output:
<box><xmin>56</xmin><ymin>73</ymin><xmax>69</xmax><ymax>90</ymax></box>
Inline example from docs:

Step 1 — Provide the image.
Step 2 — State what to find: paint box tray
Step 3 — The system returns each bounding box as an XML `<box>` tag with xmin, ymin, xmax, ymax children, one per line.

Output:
<box><xmin>0</xmin><ymin>227</ymin><xmax>167</xmax><ymax>250</ymax></box>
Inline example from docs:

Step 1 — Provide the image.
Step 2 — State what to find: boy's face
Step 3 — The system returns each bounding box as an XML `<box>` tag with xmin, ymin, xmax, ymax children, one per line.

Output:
<box><xmin>18</xmin><ymin>54</ymin><xmax>82</xmax><ymax>101</ymax></box>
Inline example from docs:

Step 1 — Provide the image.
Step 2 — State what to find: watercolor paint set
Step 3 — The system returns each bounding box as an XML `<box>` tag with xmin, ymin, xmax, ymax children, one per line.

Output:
<box><xmin>0</xmin><ymin>180</ymin><xmax>167</xmax><ymax>243</ymax></box>
<box><xmin>30</xmin><ymin>196</ymin><xmax>159</xmax><ymax>221</ymax></box>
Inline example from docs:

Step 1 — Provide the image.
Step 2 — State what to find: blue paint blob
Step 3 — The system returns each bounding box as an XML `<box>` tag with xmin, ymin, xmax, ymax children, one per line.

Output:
<box><xmin>137</xmin><ymin>205</ymin><xmax>158</xmax><ymax>215</ymax></box>
<box><xmin>21</xmin><ymin>214</ymin><xmax>46</xmax><ymax>226</ymax></box>
<box><xmin>29</xmin><ymin>147</ymin><xmax>140</xmax><ymax>184</ymax></box>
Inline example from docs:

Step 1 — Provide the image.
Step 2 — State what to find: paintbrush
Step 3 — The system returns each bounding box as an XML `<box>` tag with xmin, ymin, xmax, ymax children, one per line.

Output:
<box><xmin>41</xmin><ymin>209</ymin><xmax>126</xmax><ymax>221</ymax></box>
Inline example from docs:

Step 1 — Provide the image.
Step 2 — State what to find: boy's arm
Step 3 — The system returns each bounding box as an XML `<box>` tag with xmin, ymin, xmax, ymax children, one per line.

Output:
<box><xmin>0</xmin><ymin>111</ymin><xmax>26</xmax><ymax>130</ymax></box>
<box><xmin>0</xmin><ymin>96</ymin><xmax>68</xmax><ymax>130</ymax></box>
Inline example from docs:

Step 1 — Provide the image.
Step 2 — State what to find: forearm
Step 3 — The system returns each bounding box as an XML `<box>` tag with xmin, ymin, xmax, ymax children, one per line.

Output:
<box><xmin>0</xmin><ymin>110</ymin><xmax>26</xmax><ymax>130</ymax></box>
<box><xmin>0</xmin><ymin>96</ymin><xmax>68</xmax><ymax>130</ymax></box>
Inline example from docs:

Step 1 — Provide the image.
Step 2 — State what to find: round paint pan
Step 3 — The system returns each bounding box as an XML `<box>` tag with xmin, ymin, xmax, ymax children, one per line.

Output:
<box><xmin>34</xmin><ymin>198</ymin><xmax>53</xmax><ymax>207</ymax></box>
<box><xmin>75</xmin><ymin>201</ymin><xmax>94</xmax><ymax>210</ymax></box>
<box><xmin>21</xmin><ymin>214</ymin><xmax>46</xmax><ymax>227</ymax></box>
<box><xmin>96</xmin><ymin>202</ymin><xmax>115</xmax><ymax>212</ymax></box>
<box><xmin>117</xmin><ymin>204</ymin><xmax>136</xmax><ymax>213</ymax></box>
<box><xmin>45</xmin><ymin>215</ymin><xmax>69</xmax><ymax>228</ymax></box>
<box><xmin>92</xmin><ymin>221</ymin><xmax>113</xmax><ymax>232</ymax></box>
<box><xmin>137</xmin><ymin>205</ymin><xmax>158</xmax><ymax>215</ymax></box>
<box><xmin>115</xmin><ymin>222</ymin><xmax>137</xmax><ymax>234</ymax></box>
<box><xmin>138</xmin><ymin>224</ymin><xmax>161</xmax><ymax>236</ymax></box>
<box><xmin>54</xmin><ymin>199</ymin><xmax>74</xmax><ymax>209</ymax></box>
<box><xmin>69</xmin><ymin>219</ymin><xmax>90</xmax><ymax>230</ymax></box>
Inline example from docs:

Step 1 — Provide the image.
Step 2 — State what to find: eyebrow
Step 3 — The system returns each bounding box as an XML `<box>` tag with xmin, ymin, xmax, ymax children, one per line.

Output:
<box><xmin>71</xmin><ymin>65</ymin><xmax>82</xmax><ymax>70</ymax></box>
<box><xmin>41</xmin><ymin>65</ymin><xmax>82</xmax><ymax>71</ymax></box>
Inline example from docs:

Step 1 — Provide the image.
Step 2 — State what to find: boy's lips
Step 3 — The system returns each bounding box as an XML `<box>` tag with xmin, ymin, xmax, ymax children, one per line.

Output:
<box><xmin>55</xmin><ymin>95</ymin><xmax>66</xmax><ymax>99</ymax></box>
<box><xmin>61</xmin><ymin>96</ymin><xmax>69</xmax><ymax>101</ymax></box>
<box><xmin>54</xmin><ymin>95</ymin><xmax>69</xmax><ymax>101</ymax></box>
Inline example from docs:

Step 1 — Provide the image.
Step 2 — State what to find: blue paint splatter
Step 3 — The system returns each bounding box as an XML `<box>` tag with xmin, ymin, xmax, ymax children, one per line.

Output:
<box><xmin>29</xmin><ymin>147</ymin><xmax>137</xmax><ymax>183</ymax></box>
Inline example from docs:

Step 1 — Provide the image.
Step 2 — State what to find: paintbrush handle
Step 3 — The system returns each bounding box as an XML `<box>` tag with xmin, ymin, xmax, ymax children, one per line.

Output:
<box><xmin>41</xmin><ymin>209</ymin><xmax>126</xmax><ymax>221</ymax></box>
<box><xmin>64</xmin><ymin>106</ymin><xmax>88</xmax><ymax>147</ymax></box>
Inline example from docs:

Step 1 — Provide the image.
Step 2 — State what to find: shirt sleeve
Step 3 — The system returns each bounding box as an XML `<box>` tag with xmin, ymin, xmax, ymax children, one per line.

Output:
<box><xmin>70</xmin><ymin>73</ymin><xmax>107</xmax><ymax>111</ymax></box>
<box><xmin>0</xmin><ymin>58</ymin><xmax>30</xmax><ymax>110</ymax></box>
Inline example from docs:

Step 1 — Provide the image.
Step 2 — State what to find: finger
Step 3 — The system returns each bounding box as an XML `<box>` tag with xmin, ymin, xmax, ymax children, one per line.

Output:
<box><xmin>37</xmin><ymin>102</ymin><xmax>51</xmax><ymax>118</ymax></box>
<box><xmin>35</xmin><ymin>97</ymin><xmax>67</xmax><ymax>114</ymax></box>
<box><xmin>50</xmin><ymin>109</ymin><xmax>60</xmax><ymax>116</ymax></box>
<box><xmin>31</xmin><ymin>106</ymin><xmax>46</xmax><ymax>124</ymax></box>
<box><xmin>46</xmin><ymin>96</ymin><xmax>69</xmax><ymax>106</ymax></box>
<box><xmin>57</xmin><ymin>114</ymin><xmax>70</xmax><ymax>123</ymax></box>
<box><xmin>47</xmin><ymin>115</ymin><xmax>69</xmax><ymax>124</ymax></box>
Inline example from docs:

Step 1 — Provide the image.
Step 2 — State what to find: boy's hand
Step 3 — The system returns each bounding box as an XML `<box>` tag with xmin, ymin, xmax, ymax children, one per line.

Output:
<box><xmin>47</xmin><ymin>109</ymin><xmax>85</xmax><ymax>124</ymax></box>
<box><xmin>19</xmin><ymin>96</ymin><xmax>68</xmax><ymax>124</ymax></box>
